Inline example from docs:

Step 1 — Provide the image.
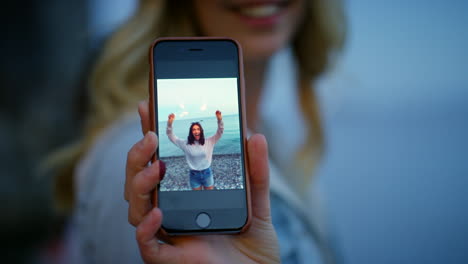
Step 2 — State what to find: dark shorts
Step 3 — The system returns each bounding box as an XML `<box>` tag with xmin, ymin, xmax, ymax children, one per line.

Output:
<box><xmin>189</xmin><ymin>167</ymin><xmax>214</xmax><ymax>189</ymax></box>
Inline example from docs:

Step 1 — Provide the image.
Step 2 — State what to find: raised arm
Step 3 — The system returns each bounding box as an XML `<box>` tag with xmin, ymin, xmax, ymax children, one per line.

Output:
<box><xmin>209</xmin><ymin>110</ymin><xmax>224</xmax><ymax>143</ymax></box>
<box><xmin>166</xmin><ymin>113</ymin><xmax>184</xmax><ymax>148</ymax></box>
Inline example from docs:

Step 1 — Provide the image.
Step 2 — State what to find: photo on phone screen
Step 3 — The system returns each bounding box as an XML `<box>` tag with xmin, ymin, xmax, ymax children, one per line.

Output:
<box><xmin>157</xmin><ymin>77</ymin><xmax>244</xmax><ymax>192</ymax></box>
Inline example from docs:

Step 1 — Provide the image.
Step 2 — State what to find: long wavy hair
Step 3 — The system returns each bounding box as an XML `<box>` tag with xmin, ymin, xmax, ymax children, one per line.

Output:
<box><xmin>187</xmin><ymin>123</ymin><xmax>205</xmax><ymax>145</ymax></box>
<box><xmin>51</xmin><ymin>0</ymin><xmax>346</xmax><ymax>212</ymax></box>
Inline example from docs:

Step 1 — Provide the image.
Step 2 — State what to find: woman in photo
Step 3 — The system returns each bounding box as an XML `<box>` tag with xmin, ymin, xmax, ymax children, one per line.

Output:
<box><xmin>166</xmin><ymin>110</ymin><xmax>223</xmax><ymax>190</ymax></box>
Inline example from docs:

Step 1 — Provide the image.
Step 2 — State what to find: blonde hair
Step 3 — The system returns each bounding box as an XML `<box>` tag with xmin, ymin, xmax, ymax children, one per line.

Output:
<box><xmin>52</xmin><ymin>0</ymin><xmax>346</xmax><ymax>211</ymax></box>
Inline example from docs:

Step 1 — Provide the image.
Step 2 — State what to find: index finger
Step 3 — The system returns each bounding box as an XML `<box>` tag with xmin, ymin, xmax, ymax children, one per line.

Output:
<box><xmin>128</xmin><ymin>160</ymin><xmax>163</xmax><ymax>226</ymax></box>
<box><xmin>125</xmin><ymin>131</ymin><xmax>158</xmax><ymax>201</ymax></box>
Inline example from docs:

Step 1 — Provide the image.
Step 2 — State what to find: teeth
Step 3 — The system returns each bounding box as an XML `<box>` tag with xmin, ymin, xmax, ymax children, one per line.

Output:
<box><xmin>238</xmin><ymin>5</ymin><xmax>281</xmax><ymax>18</ymax></box>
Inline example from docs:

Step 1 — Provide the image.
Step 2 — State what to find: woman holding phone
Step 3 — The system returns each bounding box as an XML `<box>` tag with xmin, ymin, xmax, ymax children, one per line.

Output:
<box><xmin>52</xmin><ymin>0</ymin><xmax>347</xmax><ymax>263</ymax></box>
<box><xmin>166</xmin><ymin>111</ymin><xmax>223</xmax><ymax>190</ymax></box>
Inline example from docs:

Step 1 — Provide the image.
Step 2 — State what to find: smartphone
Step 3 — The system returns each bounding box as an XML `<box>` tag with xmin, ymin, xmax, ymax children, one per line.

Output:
<box><xmin>148</xmin><ymin>37</ymin><xmax>251</xmax><ymax>235</ymax></box>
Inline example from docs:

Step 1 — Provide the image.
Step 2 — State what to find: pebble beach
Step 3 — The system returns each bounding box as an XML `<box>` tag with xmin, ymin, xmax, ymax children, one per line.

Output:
<box><xmin>160</xmin><ymin>153</ymin><xmax>244</xmax><ymax>191</ymax></box>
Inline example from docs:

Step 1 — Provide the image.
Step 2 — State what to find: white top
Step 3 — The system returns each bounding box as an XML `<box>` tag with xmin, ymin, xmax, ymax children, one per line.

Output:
<box><xmin>67</xmin><ymin>47</ymin><xmax>330</xmax><ymax>264</ymax></box>
<box><xmin>166</xmin><ymin>120</ymin><xmax>223</xmax><ymax>170</ymax></box>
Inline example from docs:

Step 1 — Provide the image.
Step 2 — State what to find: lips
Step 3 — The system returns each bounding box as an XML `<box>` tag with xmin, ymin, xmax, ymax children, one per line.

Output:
<box><xmin>226</xmin><ymin>1</ymin><xmax>290</xmax><ymax>19</ymax></box>
<box><xmin>238</xmin><ymin>4</ymin><xmax>281</xmax><ymax>17</ymax></box>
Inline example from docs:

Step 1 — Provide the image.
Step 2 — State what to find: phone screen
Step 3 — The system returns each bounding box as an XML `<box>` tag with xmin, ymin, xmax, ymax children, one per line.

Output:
<box><xmin>157</xmin><ymin>77</ymin><xmax>245</xmax><ymax>191</ymax></box>
<box><xmin>152</xmin><ymin>39</ymin><xmax>248</xmax><ymax>233</ymax></box>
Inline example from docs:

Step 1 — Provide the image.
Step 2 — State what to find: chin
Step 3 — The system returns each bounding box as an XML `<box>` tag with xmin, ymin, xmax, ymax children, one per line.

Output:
<box><xmin>239</xmin><ymin>34</ymin><xmax>290</xmax><ymax>63</ymax></box>
<box><xmin>194</xmin><ymin>0</ymin><xmax>304</xmax><ymax>64</ymax></box>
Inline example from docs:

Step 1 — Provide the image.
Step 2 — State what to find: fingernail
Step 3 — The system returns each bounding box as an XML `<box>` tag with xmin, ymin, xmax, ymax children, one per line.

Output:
<box><xmin>158</xmin><ymin>160</ymin><xmax>166</xmax><ymax>181</ymax></box>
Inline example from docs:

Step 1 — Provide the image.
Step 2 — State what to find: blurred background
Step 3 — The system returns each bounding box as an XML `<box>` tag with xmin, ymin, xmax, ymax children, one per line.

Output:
<box><xmin>1</xmin><ymin>0</ymin><xmax>467</xmax><ymax>263</ymax></box>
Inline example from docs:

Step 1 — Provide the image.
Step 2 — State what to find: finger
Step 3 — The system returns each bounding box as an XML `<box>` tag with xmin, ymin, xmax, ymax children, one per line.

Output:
<box><xmin>138</xmin><ymin>100</ymin><xmax>151</xmax><ymax>135</ymax></box>
<box><xmin>136</xmin><ymin>208</ymin><xmax>182</xmax><ymax>263</ymax></box>
<box><xmin>247</xmin><ymin>134</ymin><xmax>271</xmax><ymax>220</ymax></box>
<box><xmin>128</xmin><ymin>160</ymin><xmax>164</xmax><ymax>226</ymax></box>
<box><xmin>125</xmin><ymin>132</ymin><xmax>158</xmax><ymax>201</ymax></box>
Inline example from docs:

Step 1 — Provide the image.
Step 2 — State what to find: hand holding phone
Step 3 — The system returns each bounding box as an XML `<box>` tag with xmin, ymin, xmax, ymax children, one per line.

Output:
<box><xmin>125</xmin><ymin>101</ymin><xmax>280</xmax><ymax>263</ymax></box>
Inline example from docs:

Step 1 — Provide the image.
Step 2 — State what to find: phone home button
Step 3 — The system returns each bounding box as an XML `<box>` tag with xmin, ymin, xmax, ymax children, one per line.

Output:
<box><xmin>195</xmin><ymin>212</ymin><xmax>211</xmax><ymax>229</ymax></box>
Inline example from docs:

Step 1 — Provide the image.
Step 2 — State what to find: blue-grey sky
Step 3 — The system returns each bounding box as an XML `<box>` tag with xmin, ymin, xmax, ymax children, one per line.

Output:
<box><xmin>334</xmin><ymin>0</ymin><xmax>468</xmax><ymax>114</ymax></box>
<box><xmin>315</xmin><ymin>1</ymin><xmax>468</xmax><ymax>264</ymax></box>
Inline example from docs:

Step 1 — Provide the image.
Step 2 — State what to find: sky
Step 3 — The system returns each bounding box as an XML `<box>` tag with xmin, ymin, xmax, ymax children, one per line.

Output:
<box><xmin>157</xmin><ymin>78</ymin><xmax>239</xmax><ymax>121</ymax></box>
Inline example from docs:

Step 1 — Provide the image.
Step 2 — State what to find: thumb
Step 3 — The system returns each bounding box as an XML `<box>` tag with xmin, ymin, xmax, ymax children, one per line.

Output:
<box><xmin>247</xmin><ymin>134</ymin><xmax>271</xmax><ymax>220</ymax></box>
<box><xmin>138</xmin><ymin>100</ymin><xmax>150</xmax><ymax>136</ymax></box>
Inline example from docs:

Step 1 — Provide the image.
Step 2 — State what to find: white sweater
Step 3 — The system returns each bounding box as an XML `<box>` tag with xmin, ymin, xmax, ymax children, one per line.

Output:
<box><xmin>166</xmin><ymin>120</ymin><xmax>224</xmax><ymax>170</ymax></box>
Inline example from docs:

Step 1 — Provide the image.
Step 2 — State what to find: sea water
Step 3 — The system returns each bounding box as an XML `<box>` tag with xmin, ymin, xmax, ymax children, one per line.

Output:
<box><xmin>158</xmin><ymin>114</ymin><xmax>241</xmax><ymax>157</ymax></box>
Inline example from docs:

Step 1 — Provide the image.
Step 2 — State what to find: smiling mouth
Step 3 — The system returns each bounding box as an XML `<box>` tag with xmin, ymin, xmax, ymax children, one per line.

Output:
<box><xmin>226</xmin><ymin>1</ymin><xmax>291</xmax><ymax>19</ymax></box>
